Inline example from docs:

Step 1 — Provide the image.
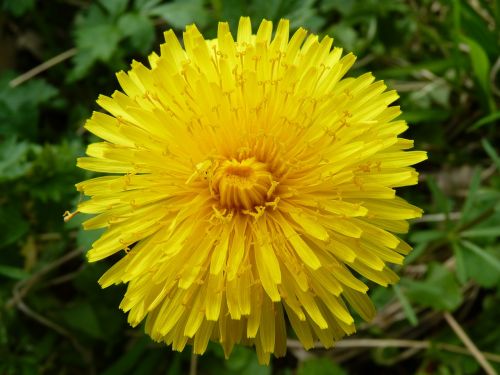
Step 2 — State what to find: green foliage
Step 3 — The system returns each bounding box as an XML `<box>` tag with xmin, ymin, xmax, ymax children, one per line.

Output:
<box><xmin>1</xmin><ymin>0</ymin><xmax>500</xmax><ymax>374</ymax></box>
<box><xmin>0</xmin><ymin>76</ymin><xmax>57</xmax><ymax>140</ymax></box>
<box><xmin>149</xmin><ymin>0</ymin><xmax>211</xmax><ymax>29</ymax></box>
<box><xmin>402</xmin><ymin>263</ymin><xmax>463</xmax><ymax>311</ymax></box>
<box><xmin>297</xmin><ymin>357</ymin><xmax>347</xmax><ymax>375</ymax></box>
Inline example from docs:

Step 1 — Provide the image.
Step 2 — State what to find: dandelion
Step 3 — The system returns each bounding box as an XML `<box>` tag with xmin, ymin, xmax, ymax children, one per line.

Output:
<box><xmin>75</xmin><ymin>17</ymin><xmax>426</xmax><ymax>364</ymax></box>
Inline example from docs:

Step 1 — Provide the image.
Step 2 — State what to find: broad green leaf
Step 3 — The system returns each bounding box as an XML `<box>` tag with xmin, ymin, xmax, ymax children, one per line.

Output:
<box><xmin>248</xmin><ymin>0</ymin><xmax>282</xmax><ymax>21</ymax></box>
<box><xmin>459</xmin><ymin>242</ymin><xmax>500</xmax><ymax>287</ymax></box>
<box><xmin>283</xmin><ymin>0</ymin><xmax>325</xmax><ymax>31</ymax></box>
<box><xmin>0</xmin><ymin>138</ymin><xmax>32</xmax><ymax>182</ymax></box>
<box><xmin>239</xmin><ymin>355</ymin><xmax>271</xmax><ymax>375</ymax></box>
<box><xmin>101</xmin><ymin>0</ymin><xmax>129</xmax><ymax>17</ymax></box>
<box><xmin>72</xmin><ymin>4</ymin><xmax>124</xmax><ymax>78</ymax></box>
<box><xmin>0</xmin><ymin>203</ymin><xmax>29</xmax><ymax>248</ymax></box>
<box><xmin>117</xmin><ymin>12</ymin><xmax>155</xmax><ymax>53</ymax></box>
<box><xmin>331</xmin><ymin>23</ymin><xmax>358</xmax><ymax>51</ymax></box>
<box><xmin>321</xmin><ymin>0</ymin><xmax>356</xmax><ymax>14</ymax></box>
<box><xmin>59</xmin><ymin>302</ymin><xmax>102</xmax><ymax>339</ymax></box>
<box><xmin>29</xmin><ymin>141</ymin><xmax>85</xmax><ymax>202</ymax></box>
<box><xmin>134</xmin><ymin>0</ymin><xmax>162</xmax><ymax>12</ymax></box>
<box><xmin>75</xmin><ymin>23</ymin><xmax>121</xmax><ymax>62</ymax></box>
<box><xmin>461</xmin><ymin>240</ymin><xmax>500</xmax><ymax>274</ymax></box>
<box><xmin>402</xmin><ymin>263</ymin><xmax>462</xmax><ymax>311</ymax></box>
<box><xmin>226</xmin><ymin>345</ymin><xmax>253</xmax><ymax>371</ymax></box>
<box><xmin>148</xmin><ymin>0</ymin><xmax>210</xmax><ymax>29</ymax></box>
<box><xmin>78</xmin><ymin>228</ymin><xmax>106</xmax><ymax>252</ymax></box>
<box><xmin>0</xmin><ymin>76</ymin><xmax>57</xmax><ymax>139</ymax></box>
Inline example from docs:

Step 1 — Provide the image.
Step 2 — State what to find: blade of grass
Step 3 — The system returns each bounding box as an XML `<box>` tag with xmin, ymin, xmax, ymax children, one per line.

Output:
<box><xmin>459</xmin><ymin>167</ymin><xmax>482</xmax><ymax>225</ymax></box>
<box><xmin>393</xmin><ymin>284</ymin><xmax>418</xmax><ymax>326</ymax></box>
<box><xmin>482</xmin><ymin>138</ymin><xmax>500</xmax><ymax>170</ymax></box>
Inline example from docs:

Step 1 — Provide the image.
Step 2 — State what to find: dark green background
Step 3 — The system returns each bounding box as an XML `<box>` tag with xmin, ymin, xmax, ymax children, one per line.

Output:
<box><xmin>1</xmin><ymin>0</ymin><xmax>500</xmax><ymax>374</ymax></box>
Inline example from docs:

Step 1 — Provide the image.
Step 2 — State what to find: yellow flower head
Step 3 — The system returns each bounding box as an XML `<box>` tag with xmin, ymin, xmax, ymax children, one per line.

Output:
<box><xmin>76</xmin><ymin>17</ymin><xmax>427</xmax><ymax>364</ymax></box>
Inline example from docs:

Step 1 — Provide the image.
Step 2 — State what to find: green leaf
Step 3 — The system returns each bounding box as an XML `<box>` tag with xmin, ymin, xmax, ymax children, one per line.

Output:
<box><xmin>238</xmin><ymin>350</ymin><xmax>271</xmax><ymax>375</ymax></box>
<box><xmin>117</xmin><ymin>12</ymin><xmax>155</xmax><ymax>53</ymax></box>
<box><xmin>461</xmin><ymin>2</ymin><xmax>500</xmax><ymax>57</ymax></box>
<box><xmin>134</xmin><ymin>0</ymin><xmax>162</xmax><ymax>12</ymax></box>
<box><xmin>72</xmin><ymin>4</ymin><xmax>123</xmax><ymax>78</ymax></box>
<box><xmin>248</xmin><ymin>0</ymin><xmax>282</xmax><ymax>22</ymax></box>
<box><xmin>375</xmin><ymin>58</ymin><xmax>462</xmax><ymax>79</ymax></box>
<box><xmin>459</xmin><ymin>35</ymin><xmax>493</xmax><ymax>109</ymax></box>
<box><xmin>393</xmin><ymin>284</ymin><xmax>418</xmax><ymax>326</ymax></box>
<box><xmin>459</xmin><ymin>167</ymin><xmax>481</xmax><ymax>224</ymax></box>
<box><xmin>101</xmin><ymin>337</ymin><xmax>149</xmax><ymax>375</ymax></box>
<box><xmin>402</xmin><ymin>263</ymin><xmax>463</xmax><ymax>311</ymax></box>
<box><xmin>409</xmin><ymin>230</ymin><xmax>445</xmax><ymax>244</ymax></box>
<box><xmin>482</xmin><ymin>138</ymin><xmax>500</xmax><ymax>170</ymax></box>
<box><xmin>427</xmin><ymin>176</ymin><xmax>452</xmax><ymax>216</ymax></box>
<box><xmin>458</xmin><ymin>241</ymin><xmax>500</xmax><ymax>287</ymax></box>
<box><xmin>321</xmin><ymin>0</ymin><xmax>356</xmax><ymax>15</ymax></box>
<box><xmin>461</xmin><ymin>227</ymin><xmax>500</xmax><ymax>238</ymax></box>
<box><xmin>75</xmin><ymin>23</ymin><xmax>121</xmax><ymax>61</ymax></box>
<box><xmin>470</xmin><ymin>111</ymin><xmax>500</xmax><ymax>130</ymax></box>
<box><xmin>59</xmin><ymin>302</ymin><xmax>102</xmax><ymax>339</ymax></box>
<box><xmin>461</xmin><ymin>240</ymin><xmax>500</xmax><ymax>274</ymax></box>
<box><xmin>404</xmin><ymin>242</ymin><xmax>428</xmax><ymax>264</ymax></box>
<box><xmin>77</xmin><ymin>227</ymin><xmax>106</xmax><ymax>252</ymax></box>
<box><xmin>148</xmin><ymin>0</ymin><xmax>210</xmax><ymax>29</ymax></box>
<box><xmin>29</xmin><ymin>141</ymin><xmax>85</xmax><ymax>202</ymax></box>
<box><xmin>282</xmin><ymin>0</ymin><xmax>325</xmax><ymax>31</ymax></box>
<box><xmin>331</xmin><ymin>23</ymin><xmax>358</xmax><ymax>51</ymax></box>
<box><xmin>132</xmin><ymin>351</ymin><xmax>164</xmax><ymax>375</ymax></box>
<box><xmin>226</xmin><ymin>345</ymin><xmax>252</xmax><ymax>371</ymax></box>
<box><xmin>0</xmin><ymin>138</ymin><xmax>32</xmax><ymax>182</ymax></box>
<box><xmin>297</xmin><ymin>357</ymin><xmax>347</xmax><ymax>375</ymax></box>
<box><xmin>101</xmin><ymin>0</ymin><xmax>129</xmax><ymax>17</ymax></box>
<box><xmin>2</xmin><ymin>0</ymin><xmax>35</xmax><ymax>16</ymax></box>
<box><xmin>400</xmin><ymin>109</ymin><xmax>450</xmax><ymax>124</ymax></box>
<box><xmin>0</xmin><ymin>265</ymin><xmax>30</xmax><ymax>280</ymax></box>
<box><xmin>0</xmin><ymin>202</ymin><xmax>29</xmax><ymax>248</ymax></box>
<box><xmin>0</xmin><ymin>76</ymin><xmax>57</xmax><ymax>139</ymax></box>
<box><xmin>452</xmin><ymin>241</ymin><xmax>467</xmax><ymax>284</ymax></box>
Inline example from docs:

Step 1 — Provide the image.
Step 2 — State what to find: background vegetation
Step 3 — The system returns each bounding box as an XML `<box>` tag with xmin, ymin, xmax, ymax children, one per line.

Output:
<box><xmin>1</xmin><ymin>0</ymin><xmax>500</xmax><ymax>374</ymax></box>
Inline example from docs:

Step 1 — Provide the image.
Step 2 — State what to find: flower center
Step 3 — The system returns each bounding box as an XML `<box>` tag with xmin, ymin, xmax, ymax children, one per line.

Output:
<box><xmin>212</xmin><ymin>158</ymin><xmax>273</xmax><ymax>210</ymax></box>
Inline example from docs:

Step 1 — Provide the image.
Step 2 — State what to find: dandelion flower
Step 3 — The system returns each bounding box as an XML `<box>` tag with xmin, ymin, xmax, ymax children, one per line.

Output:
<box><xmin>75</xmin><ymin>17</ymin><xmax>427</xmax><ymax>364</ymax></box>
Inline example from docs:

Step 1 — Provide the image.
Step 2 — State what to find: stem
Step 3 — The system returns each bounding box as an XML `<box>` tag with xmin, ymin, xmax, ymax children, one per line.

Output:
<box><xmin>443</xmin><ymin>312</ymin><xmax>497</xmax><ymax>375</ymax></box>
<box><xmin>189</xmin><ymin>351</ymin><xmax>198</xmax><ymax>375</ymax></box>
<box><xmin>9</xmin><ymin>48</ymin><xmax>77</xmax><ymax>87</ymax></box>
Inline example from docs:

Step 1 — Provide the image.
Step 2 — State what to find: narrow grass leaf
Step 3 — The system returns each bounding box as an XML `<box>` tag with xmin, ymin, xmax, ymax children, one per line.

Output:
<box><xmin>393</xmin><ymin>284</ymin><xmax>418</xmax><ymax>326</ymax></box>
